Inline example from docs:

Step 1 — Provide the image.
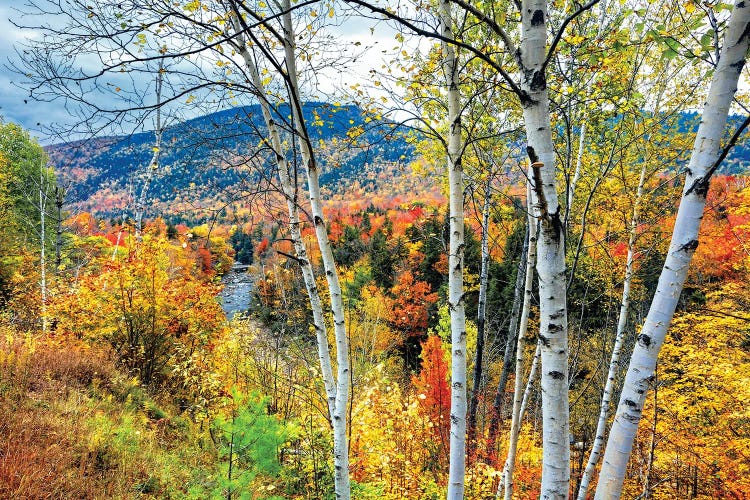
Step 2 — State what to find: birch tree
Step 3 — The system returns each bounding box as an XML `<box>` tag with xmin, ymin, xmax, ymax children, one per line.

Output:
<box><xmin>518</xmin><ymin>2</ymin><xmax>572</xmax><ymax>494</ymax></box>
<box><xmin>17</xmin><ymin>1</ymin><xmax>354</xmax><ymax>495</ymax></box>
<box><xmin>134</xmin><ymin>68</ymin><xmax>164</xmax><ymax>241</ymax></box>
<box><xmin>575</xmin><ymin>161</ymin><xmax>645</xmax><ymax>499</ymax></box>
<box><xmin>498</xmin><ymin>184</ymin><xmax>537</xmax><ymax>499</ymax></box>
<box><xmin>341</xmin><ymin>0</ymin><xmax>600</xmax><ymax>494</ymax></box>
<box><xmin>595</xmin><ymin>1</ymin><xmax>750</xmax><ymax>496</ymax></box>
<box><xmin>227</xmin><ymin>8</ymin><xmax>349</xmax><ymax>496</ymax></box>
<box><xmin>438</xmin><ymin>0</ymin><xmax>468</xmax><ymax>495</ymax></box>
<box><xmin>467</xmin><ymin>174</ymin><xmax>493</xmax><ymax>455</ymax></box>
<box><xmin>227</xmin><ymin>2</ymin><xmax>353</xmax><ymax>495</ymax></box>
<box><xmin>280</xmin><ymin>2</ymin><xmax>352</xmax><ymax>495</ymax></box>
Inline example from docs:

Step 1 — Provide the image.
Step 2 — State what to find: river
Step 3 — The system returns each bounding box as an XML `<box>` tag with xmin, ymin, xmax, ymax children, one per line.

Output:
<box><xmin>219</xmin><ymin>263</ymin><xmax>255</xmax><ymax>318</ymax></box>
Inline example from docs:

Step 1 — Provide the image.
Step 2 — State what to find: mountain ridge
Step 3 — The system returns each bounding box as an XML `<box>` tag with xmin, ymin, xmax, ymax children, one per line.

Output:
<box><xmin>46</xmin><ymin>102</ymin><xmax>417</xmax><ymax>221</ymax></box>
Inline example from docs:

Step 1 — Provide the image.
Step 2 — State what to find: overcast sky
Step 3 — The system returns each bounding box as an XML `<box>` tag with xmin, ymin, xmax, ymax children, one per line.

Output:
<box><xmin>0</xmin><ymin>2</ymin><xmax>427</xmax><ymax>145</ymax></box>
<box><xmin>0</xmin><ymin>4</ymin><xmax>67</xmax><ymax>141</ymax></box>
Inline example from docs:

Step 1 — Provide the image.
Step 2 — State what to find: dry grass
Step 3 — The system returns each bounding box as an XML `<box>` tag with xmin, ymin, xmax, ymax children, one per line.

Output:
<box><xmin>0</xmin><ymin>337</ymin><xmax>169</xmax><ymax>499</ymax></box>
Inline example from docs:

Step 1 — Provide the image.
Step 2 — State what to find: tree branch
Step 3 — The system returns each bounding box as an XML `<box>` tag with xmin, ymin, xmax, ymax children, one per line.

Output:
<box><xmin>449</xmin><ymin>0</ymin><xmax>522</xmax><ymax>67</ymax></box>
<box><xmin>543</xmin><ymin>0</ymin><xmax>602</xmax><ymax>72</ymax></box>
<box><xmin>342</xmin><ymin>0</ymin><xmax>528</xmax><ymax>101</ymax></box>
<box><xmin>685</xmin><ymin>113</ymin><xmax>750</xmax><ymax>196</ymax></box>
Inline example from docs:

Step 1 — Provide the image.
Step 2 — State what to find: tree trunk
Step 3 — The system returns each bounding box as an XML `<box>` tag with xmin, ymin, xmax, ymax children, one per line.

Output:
<box><xmin>595</xmin><ymin>2</ymin><xmax>750</xmax><ymax>496</ymax></box>
<box><xmin>439</xmin><ymin>0</ymin><xmax>468</xmax><ymax>497</ymax></box>
<box><xmin>468</xmin><ymin>176</ymin><xmax>492</xmax><ymax>455</ymax></box>
<box><xmin>495</xmin><ymin>224</ymin><xmax>528</xmax><ymax>417</ymax></box>
<box><xmin>518</xmin><ymin>341</ymin><xmax>541</xmax><ymax>430</ymax></box>
<box><xmin>500</xmin><ymin>185</ymin><xmax>537</xmax><ymax>499</ymax></box>
<box><xmin>641</xmin><ymin>365</ymin><xmax>657</xmax><ymax>500</ymax></box>
<box><xmin>39</xmin><ymin>164</ymin><xmax>47</xmax><ymax>335</ymax></box>
<box><xmin>231</xmin><ymin>9</ymin><xmax>346</xmax><ymax>498</ymax></box>
<box><xmin>281</xmin><ymin>3</ymin><xmax>351</xmax><ymax>497</ymax></box>
<box><xmin>520</xmin><ymin>0</ymin><xmax>570</xmax><ymax>496</ymax></box>
<box><xmin>486</xmin><ymin>219</ymin><xmax>528</xmax><ymax>457</ymax></box>
<box><xmin>566</xmin><ymin>0</ymin><xmax>609</xmax><ymax>225</ymax></box>
<box><xmin>54</xmin><ymin>186</ymin><xmax>64</xmax><ymax>270</ymax></box>
<box><xmin>576</xmin><ymin>162</ymin><xmax>646</xmax><ymax>499</ymax></box>
<box><xmin>134</xmin><ymin>69</ymin><xmax>163</xmax><ymax>240</ymax></box>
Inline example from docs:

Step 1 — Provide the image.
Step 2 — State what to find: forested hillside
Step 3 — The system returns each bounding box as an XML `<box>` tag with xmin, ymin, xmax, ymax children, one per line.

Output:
<box><xmin>2</xmin><ymin>0</ymin><xmax>750</xmax><ymax>499</ymax></box>
<box><xmin>46</xmin><ymin>103</ymin><xmax>418</xmax><ymax>221</ymax></box>
<box><xmin>46</xmin><ymin>108</ymin><xmax>750</xmax><ymax>224</ymax></box>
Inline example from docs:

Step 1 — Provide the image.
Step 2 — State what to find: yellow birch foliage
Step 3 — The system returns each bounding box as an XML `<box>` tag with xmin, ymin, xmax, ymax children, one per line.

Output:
<box><xmin>626</xmin><ymin>283</ymin><xmax>750</xmax><ymax>498</ymax></box>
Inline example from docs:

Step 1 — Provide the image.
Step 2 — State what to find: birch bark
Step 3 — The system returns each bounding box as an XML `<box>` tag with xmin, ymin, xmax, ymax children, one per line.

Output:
<box><xmin>566</xmin><ymin>0</ymin><xmax>608</xmax><ymax>219</ymax></box>
<box><xmin>39</xmin><ymin>163</ymin><xmax>47</xmax><ymax>335</ymax></box>
<box><xmin>134</xmin><ymin>70</ymin><xmax>163</xmax><ymax>241</ymax></box>
<box><xmin>519</xmin><ymin>0</ymin><xmax>570</xmax><ymax>496</ymax></box>
<box><xmin>439</xmin><ymin>0</ymin><xmax>467</xmax><ymax>496</ymax></box>
<box><xmin>467</xmin><ymin>176</ymin><xmax>492</xmax><ymax>454</ymax></box>
<box><xmin>487</xmin><ymin>217</ymin><xmax>527</xmax><ymax>456</ymax></box>
<box><xmin>576</xmin><ymin>162</ymin><xmax>646</xmax><ymax>499</ymax></box>
<box><xmin>230</xmin><ymin>7</ymin><xmax>348</xmax><ymax>497</ymax></box>
<box><xmin>595</xmin><ymin>2</ymin><xmax>750</xmax><ymax>496</ymax></box>
<box><xmin>231</xmin><ymin>18</ymin><xmax>337</xmax><ymax>417</ymax></box>
<box><xmin>281</xmin><ymin>3</ymin><xmax>351</xmax><ymax>497</ymax></box>
<box><xmin>499</xmin><ymin>184</ymin><xmax>537</xmax><ymax>499</ymax></box>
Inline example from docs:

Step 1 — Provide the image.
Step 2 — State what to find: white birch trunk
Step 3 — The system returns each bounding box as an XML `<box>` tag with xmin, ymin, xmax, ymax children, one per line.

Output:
<box><xmin>440</xmin><ymin>0</ymin><xmax>467</xmax><ymax>496</ymax></box>
<box><xmin>487</xmin><ymin>215</ymin><xmax>527</xmax><ymax>461</ymax></box>
<box><xmin>519</xmin><ymin>342</ymin><xmax>541</xmax><ymax>428</ymax></box>
<box><xmin>468</xmin><ymin>176</ymin><xmax>492</xmax><ymax>449</ymax></box>
<box><xmin>230</xmin><ymin>12</ymin><xmax>346</xmax><ymax>497</ymax></box>
<box><xmin>493</xmin><ymin>224</ymin><xmax>527</xmax><ymax>419</ymax></box>
<box><xmin>134</xmin><ymin>71</ymin><xmax>162</xmax><ymax>241</ymax></box>
<box><xmin>495</xmin><ymin>342</ymin><xmax>542</xmax><ymax>500</ymax></box>
<box><xmin>566</xmin><ymin>0</ymin><xmax>608</xmax><ymax>216</ymax></box>
<box><xmin>39</xmin><ymin>163</ymin><xmax>47</xmax><ymax>335</ymax></box>
<box><xmin>500</xmin><ymin>184</ymin><xmax>538</xmax><ymax>499</ymax></box>
<box><xmin>595</xmin><ymin>2</ymin><xmax>750</xmax><ymax>496</ymax></box>
<box><xmin>231</xmin><ymin>18</ymin><xmax>338</xmax><ymax>421</ymax></box>
<box><xmin>576</xmin><ymin>162</ymin><xmax>646</xmax><ymax>500</ymax></box>
<box><xmin>520</xmin><ymin>0</ymin><xmax>570</xmax><ymax>496</ymax></box>
<box><xmin>54</xmin><ymin>186</ymin><xmax>64</xmax><ymax>269</ymax></box>
<box><xmin>281</xmin><ymin>4</ymin><xmax>351</xmax><ymax>498</ymax></box>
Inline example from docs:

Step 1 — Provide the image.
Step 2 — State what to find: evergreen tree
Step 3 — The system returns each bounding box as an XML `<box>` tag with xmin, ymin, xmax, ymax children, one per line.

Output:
<box><xmin>333</xmin><ymin>225</ymin><xmax>365</xmax><ymax>268</ymax></box>
<box><xmin>230</xmin><ymin>230</ymin><xmax>254</xmax><ymax>265</ymax></box>
<box><xmin>369</xmin><ymin>228</ymin><xmax>394</xmax><ymax>289</ymax></box>
<box><xmin>166</xmin><ymin>222</ymin><xmax>178</xmax><ymax>240</ymax></box>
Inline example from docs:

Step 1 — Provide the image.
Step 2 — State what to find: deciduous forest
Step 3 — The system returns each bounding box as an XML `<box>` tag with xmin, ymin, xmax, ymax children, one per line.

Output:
<box><xmin>1</xmin><ymin>0</ymin><xmax>749</xmax><ymax>498</ymax></box>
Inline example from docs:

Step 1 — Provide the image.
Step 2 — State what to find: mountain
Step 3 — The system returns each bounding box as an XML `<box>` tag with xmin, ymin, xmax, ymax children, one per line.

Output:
<box><xmin>47</xmin><ymin>102</ymin><xmax>418</xmax><ymax>220</ymax></box>
<box><xmin>47</xmin><ymin>105</ymin><xmax>750</xmax><ymax>222</ymax></box>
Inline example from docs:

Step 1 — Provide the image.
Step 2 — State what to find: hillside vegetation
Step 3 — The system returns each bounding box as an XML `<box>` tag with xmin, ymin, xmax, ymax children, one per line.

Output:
<box><xmin>4</xmin><ymin>0</ymin><xmax>750</xmax><ymax>497</ymax></box>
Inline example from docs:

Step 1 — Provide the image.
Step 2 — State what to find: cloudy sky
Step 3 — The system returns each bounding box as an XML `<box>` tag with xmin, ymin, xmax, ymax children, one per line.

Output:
<box><xmin>0</xmin><ymin>4</ymin><xmax>66</xmax><ymax>140</ymax></box>
<box><xmin>0</xmin><ymin>2</ymin><xmax>427</xmax><ymax>145</ymax></box>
